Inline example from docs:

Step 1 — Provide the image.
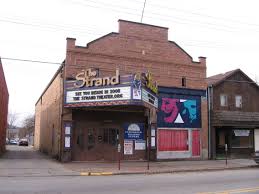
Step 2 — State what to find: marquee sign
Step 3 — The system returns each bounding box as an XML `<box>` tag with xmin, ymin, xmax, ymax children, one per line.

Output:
<box><xmin>66</xmin><ymin>86</ymin><xmax>131</xmax><ymax>103</ymax></box>
<box><xmin>142</xmin><ymin>89</ymin><xmax>158</xmax><ymax>108</ymax></box>
<box><xmin>74</xmin><ymin>68</ymin><xmax>120</xmax><ymax>88</ymax></box>
<box><xmin>64</xmin><ymin>68</ymin><xmax>158</xmax><ymax>108</ymax></box>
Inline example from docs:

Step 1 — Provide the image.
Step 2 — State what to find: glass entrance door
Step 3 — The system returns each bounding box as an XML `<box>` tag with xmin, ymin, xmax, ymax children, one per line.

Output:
<box><xmin>97</xmin><ymin>128</ymin><xmax>119</xmax><ymax>160</ymax></box>
<box><xmin>72</xmin><ymin>126</ymin><xmax>119</xmax><ymax>161</ymax></box>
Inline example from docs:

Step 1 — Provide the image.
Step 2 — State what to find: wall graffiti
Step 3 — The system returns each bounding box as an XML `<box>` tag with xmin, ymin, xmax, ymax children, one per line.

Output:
<box><xmin>158</xmin><ymin>95</ymin><xmax>201</xmax><ymax>128</ymax></box>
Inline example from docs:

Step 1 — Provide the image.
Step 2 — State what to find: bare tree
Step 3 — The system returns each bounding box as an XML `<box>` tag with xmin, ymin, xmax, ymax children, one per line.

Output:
<box><xmin>8</xmin><ymin>111</ymin><xmax>18</xmax><ymax>128</ymax></box>
<box><xmin>21</xmin><ymin>114</ymin><xmax>35</xmax><ymax>136</ymax></box>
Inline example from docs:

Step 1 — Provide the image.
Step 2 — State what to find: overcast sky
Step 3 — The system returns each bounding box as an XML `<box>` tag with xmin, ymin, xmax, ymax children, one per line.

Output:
<box><xmin>1</xmin><ymin>0</ymin><xmax>259</xmax><ymax>125</ymax></box>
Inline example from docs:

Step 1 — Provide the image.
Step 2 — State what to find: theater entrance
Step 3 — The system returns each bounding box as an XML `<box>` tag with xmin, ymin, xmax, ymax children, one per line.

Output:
<box><xmin>72</xmin><ymin>126</ymin><xmax>120</xmax><ymax>161</ymax></box>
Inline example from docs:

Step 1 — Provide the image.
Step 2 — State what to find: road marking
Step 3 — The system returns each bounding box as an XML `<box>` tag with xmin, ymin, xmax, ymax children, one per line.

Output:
<box><xmin>198</xmin><ymin>186</ymin><xmax>259</xmax><ymax>194</ymax></box>
<box><xmin>80</xmin><ymin>172</ymin><xmax>90</xmax><ymax>176</ymax></box>
<box><xmin>101</xmin><ymin>172</ymin><xmax>113</xmax><ymax>176</ymax></box>
<box><xmin>90</xmin><ymin>172</ymin><xmax>102</xmax><ymax>176</ymax></box>
<box><xmin>80</xmin><ymin>172</ymin><xmax>113</xmax><ymax>176</ymax></box>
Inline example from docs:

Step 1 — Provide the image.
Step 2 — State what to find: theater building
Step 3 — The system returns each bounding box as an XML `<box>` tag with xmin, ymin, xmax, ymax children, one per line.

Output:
<box><xmin>0</xmin><ymin>58</ymin><xmax>9</xmax><ymax>155</ymax></box>
<box><xmin>34</xmin><ymin>20</ymin><xmax>208</xmax><ymax>162</ymax></box>
<box><xmin>207</xmin><ymin>69</ymin><xmax>259</xmax><ymax>159</ymax></box>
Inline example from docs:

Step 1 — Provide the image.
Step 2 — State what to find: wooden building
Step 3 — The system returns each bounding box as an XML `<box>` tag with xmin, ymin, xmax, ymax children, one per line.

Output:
<box><xmin>207</xmin><ymin>69</ymin><xmax>259</xmax><ymax>159</ymax></box>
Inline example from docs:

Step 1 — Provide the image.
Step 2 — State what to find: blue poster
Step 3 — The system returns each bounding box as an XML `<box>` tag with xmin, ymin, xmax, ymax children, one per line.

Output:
<box><xmin>124</xmin><ymin>123</ymin><xmax>145</xmax><ymax>140</ymax></box>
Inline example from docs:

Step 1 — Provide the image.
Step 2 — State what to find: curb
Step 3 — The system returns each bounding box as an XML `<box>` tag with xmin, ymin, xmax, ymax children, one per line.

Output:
<box><xmin>0</xmin><ymin>165</ymin><xmax>257</xmax><ymax>177</ymax></box>
<box><xmin>79</xmin><ymin>165</ymin><xmax>258</xmax><ymax>176</ymax></box>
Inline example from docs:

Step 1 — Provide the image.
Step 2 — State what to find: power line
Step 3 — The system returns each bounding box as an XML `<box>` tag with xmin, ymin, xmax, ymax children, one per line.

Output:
<box><xmin>129</xmin><ymin>0</ymin><xmax>259</xmax><ymax>28</ymax></box>
<box><xmin>1</xmin><ymin>57</ymin><xmax>61</xmax><ymax>65</ymax></box>
<box><xmin>74</xmin><ymin>0</ymin><xmax>259</xmax><ymax>32</ymax></box>
<box><xmin>1</xmin><ymin>56</ymin><xmax>257</xmax><ymax>84</ymax></box>
<box><xmin>1</xmin><ymin>16</ymin><xmax>253</xmax><ymax>50</ymax></box>
<box><xmin>0</xmin><ymin>18</ymin><xmax>106</xmax><ymax>36</ymax></box>
<box><xmin>2</xmin><ymin>0</ymin><xmax>259</xmax><ymax>35</ymax></box>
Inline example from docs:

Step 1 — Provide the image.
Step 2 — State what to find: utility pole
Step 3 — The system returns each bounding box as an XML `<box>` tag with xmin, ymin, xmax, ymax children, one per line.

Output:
<box><xmin>140</xmin><ymin>0</ymin><xmax>147</xmax><ymax>23</ymax></box>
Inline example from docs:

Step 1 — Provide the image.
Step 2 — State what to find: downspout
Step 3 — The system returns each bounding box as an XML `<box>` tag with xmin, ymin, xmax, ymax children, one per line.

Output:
<box><xmin>58</xmin><ymin>64</ymin><xmax>65</xmax><ymax>161</ymax></box>
<box><xmin>208</xmin><ymin>85</ymin><xmax>212</xmax><ymax>159</ymax></box>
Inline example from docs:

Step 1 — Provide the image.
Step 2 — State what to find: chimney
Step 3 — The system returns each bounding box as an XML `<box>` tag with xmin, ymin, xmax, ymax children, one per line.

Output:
<box><xmin>66</xmin><ymin>37</ymin><xmax>76</xmax><ymax>50</ymax></box>
<box><xmin>198</xmin><ymin>56</ymin><xmax>206</xmax><ymax>66</ymax></box>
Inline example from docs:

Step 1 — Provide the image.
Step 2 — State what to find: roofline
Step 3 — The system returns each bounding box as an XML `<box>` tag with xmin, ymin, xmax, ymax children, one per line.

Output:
<box><xmin>118</xmin><ymin>19</ymin><xmax>169</xmax><ymax>30</ymax></box>
<box><xmin>168</xmin><ymin>41</ymin><xmax>193</xmax><ymax>60</ymax></box>
<box><xmin>35</xmin><ymin>61</ymin><xmax>64</xmax><ymax>105</ymax></box>
<box><xmin>209</xmin><ymin>69</ymin><xmax>259</xmax><ymax>89</ymax></box>
<box><xmin>85</xmin><ymin>32</ymin><xmax>118</xmax><ymax>48</ymax></box>
<box><xmin>0</xmin><ymin>57</ymin><xmax>9</xmax><ymax>96</ymax></box>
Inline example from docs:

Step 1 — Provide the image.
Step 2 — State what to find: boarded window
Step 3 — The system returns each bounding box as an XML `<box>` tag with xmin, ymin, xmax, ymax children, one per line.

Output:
<box><xmin>158</xmin><ymin>130</ymin><xmax>188</xmax><ymax>151</ymax></box>
<box><xmin>192</xmin><ymin>130</ymin><xmax>200</xmax><ymax>156</ymax></box>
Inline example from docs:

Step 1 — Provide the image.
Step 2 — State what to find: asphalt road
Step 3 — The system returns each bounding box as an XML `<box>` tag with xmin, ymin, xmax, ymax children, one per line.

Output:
<box><xmin>1</xmin><ymin>145</ymin><xmax>259</xmax><ymax>194</ymax></box>
<box><xmin>0</xmin><ymin>168</ymin><xmax>258</xmax><ymax>194</ymax></box>
<box><xmin>2</xmin><ymin>145</ymin><xmax>46</xmax><ymax>159</ymax></box>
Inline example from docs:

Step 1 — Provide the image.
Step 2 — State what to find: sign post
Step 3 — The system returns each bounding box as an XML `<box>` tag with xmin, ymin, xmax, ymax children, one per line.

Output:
<box><xmin>225</xmin><ymin>144</ymin><xmax>228</xmax><ymax>166</ymax></box>
<box><xmin>117</xmin><ymin>143</ymin><xmax>121</xmax><ymax>170</ymax></box>
<box><xmin>147</xmin><ymin>137</ymin><xmax>150</xmax><ymax>170</ymax></box>
<box><xmin>147</xmin><ymin>109</ymin><xmax>151</xmax><ymax>171</ymax></box>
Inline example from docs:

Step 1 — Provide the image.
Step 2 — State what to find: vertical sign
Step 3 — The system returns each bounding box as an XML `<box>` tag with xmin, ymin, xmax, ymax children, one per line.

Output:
<box><xmin>64</xmin><ymin>122</ymin><xmax>72</xmax><ymax>149</ymax></box>
<box><xmin>124</xmin><ymin>140</ymin><xmax>133</xmax><ymax>155</ymax></box>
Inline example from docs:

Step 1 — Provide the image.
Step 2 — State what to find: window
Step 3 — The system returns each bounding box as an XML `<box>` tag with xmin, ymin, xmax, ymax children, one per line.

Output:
<box><xmin>103</xmin><ymin>128</ymin><xmax>119</xmax><ymax>146</ymax></box>
<box><xmin>220</xmin><ymin>94</ymin><xmax>228</xmax><ymax>106</ymax></box>
<box><xmin>158</xmin><ymin>130</ymin><xmax>188</xmax><ymax>151</ymax></box>
<box><xmin>235</xmin><ymin>95</ymin><xmax>242</xmax><ymax>108</ymax></box>
<box><xmin>231</xmin><ymin>129</ymin><xmax>253</xmax><ymax>148</ymax></box>
<box><xmin>88</xmin><ymin>129</ymin><xmax>95</xmax><ymax>150</ymax></box>
<box><xmin>77</xmin><ymin>128</ymin><xmax>84</xmax><ymax>149</ymax></box>
<box><xmin>182</xmin><ymin>77</ymin><xmax>186</xmax><ymax>87</ymax></box>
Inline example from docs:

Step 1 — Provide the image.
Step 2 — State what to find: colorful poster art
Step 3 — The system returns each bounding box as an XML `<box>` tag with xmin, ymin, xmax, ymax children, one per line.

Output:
<box><xmin>157</xmin><ymin>95</ymin><xmax>201</xmax><ymax>128</ymax></box>
<box><xmin>132</xmin><ymin>73</ymin><xmax>142</xmax><ymax>100</ymax></box>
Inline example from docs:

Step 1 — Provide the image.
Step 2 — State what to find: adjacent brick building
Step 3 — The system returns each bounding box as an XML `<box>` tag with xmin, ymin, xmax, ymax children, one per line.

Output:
<box><xmin>207</xmin><ymin>69</ymin><xmax>259</xmax><ymax>159</ymax></box>
<box><xmin>35</xmin><ymin>20</ymin><xmax>208</xmax><ymax>162</ymax></box>
<box><xmin>0</xmin><ymin>58</ymin><xmax>9</xmax><ymax>155</ymax></box>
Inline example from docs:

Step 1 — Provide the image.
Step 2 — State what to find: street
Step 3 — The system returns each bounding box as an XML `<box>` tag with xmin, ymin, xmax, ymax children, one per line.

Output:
<box><xmin>0</xmin><ymin>145</ymin><xmax>259</xmax><ymax>194</ymax></box>
<box><xmin>0</xmin><ymin>169</ymin><xmax>258</xmax><ymax>194</ymax></box>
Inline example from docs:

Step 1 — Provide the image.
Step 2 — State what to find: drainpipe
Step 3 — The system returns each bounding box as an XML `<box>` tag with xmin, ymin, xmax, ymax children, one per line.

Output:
<box><xmin>59</xmin><ymin>64</ymin><xmax>65</xmax><ymax>161</ymax></box>
<box><xmin>208</xmin><ymin>85</ymin><xmax>212</xmax><ymax>159</ymax></box>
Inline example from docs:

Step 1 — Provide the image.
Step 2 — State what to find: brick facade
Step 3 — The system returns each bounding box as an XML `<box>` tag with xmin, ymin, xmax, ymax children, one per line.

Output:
<box><xmin>34</xmin><ymin>66</ymin><xmax>63</xmax><ymax>159</ymax></box>
<box><xmin>35</xmin><ymin>20</ymin><xmax>208</xmax><ymax>161</ymax></box>
<box><xmin>0</xmin><ymin>58</ymin><xmax>9</xmax><ymax>155</ymax></box>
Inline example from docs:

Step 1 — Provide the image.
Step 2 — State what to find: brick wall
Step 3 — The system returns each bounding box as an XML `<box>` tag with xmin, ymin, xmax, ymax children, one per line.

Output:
<box><xmin>0</xmin><ymin>58</ymin><xmax>9</xmax><ymax>155</ymax></box>
<box><xmin>34</xmin><ymin>68</ymin><xmax>63</xmax><ymax>158</ymax></box>
<box><xmin>64</xmin><ymin>20</ymin><xmax>208</xmax><ymax>159</ymax></box>
<box><xmin>65</xmin><ymin>20</ymin><xmax>206</xmax><ymax>90</ymax></box>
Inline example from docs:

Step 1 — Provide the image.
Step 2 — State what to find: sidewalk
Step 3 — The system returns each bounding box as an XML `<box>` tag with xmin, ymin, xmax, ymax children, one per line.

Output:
<box><xmin>0</xmin><ymin>146</ymin><xmax>78</xmax><ymax>177</ymax></box>
<box><xmin>62</xmin><ymin>159</ymin><xmax>258</xmax><ymax>176</ymax></box>
<box><xmin>1</xmin><ymin>146</ymin><xmax>258</xmax><ymax>177</ymax></box>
